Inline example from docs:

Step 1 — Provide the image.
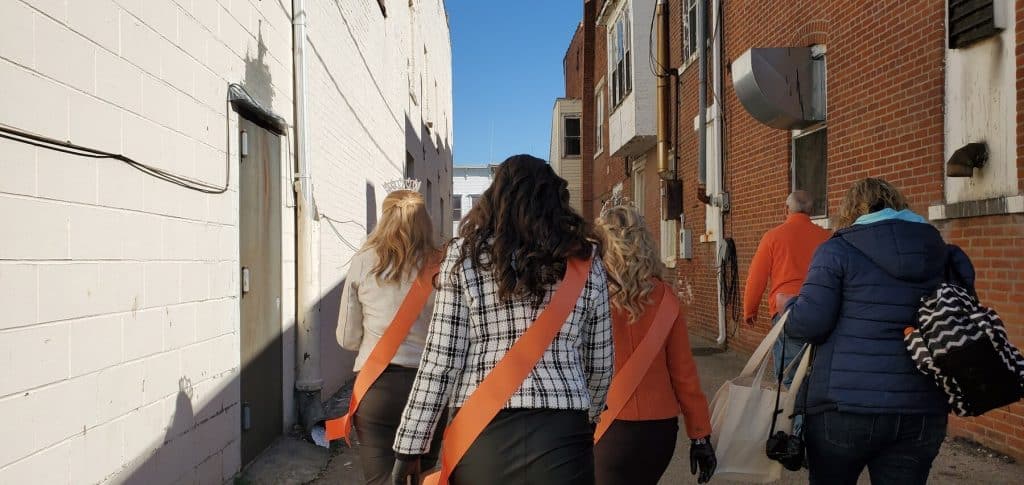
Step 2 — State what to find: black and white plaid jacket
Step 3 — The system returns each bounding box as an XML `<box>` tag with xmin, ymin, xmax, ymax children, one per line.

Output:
<box><xmin>393</xmin><ymin>240</ymin><xmax>614</xmax><ymax>455</ymax></box>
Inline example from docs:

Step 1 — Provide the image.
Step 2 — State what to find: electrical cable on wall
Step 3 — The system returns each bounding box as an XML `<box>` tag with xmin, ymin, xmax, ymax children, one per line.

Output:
<box><xmin>648</xmin><ymin>2</ymin><xmax>672</xmax><ymax>79</ymax></box>
<box><xmin>720</xmin><ymin>237</ymin><xmax>742</xmax><ymax>336</ymax></box>
<box><xmin>0</xmin><ymin>123</ymin><xmax>229</xmax><ymax>194</ymax></box>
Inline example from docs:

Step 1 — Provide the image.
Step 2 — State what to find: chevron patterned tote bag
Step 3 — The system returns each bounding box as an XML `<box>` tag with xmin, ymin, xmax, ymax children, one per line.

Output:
<box><xmin>906</xmin><ymin>282</ymin><xmax>1024</xmax><ymax>416</ymax></box>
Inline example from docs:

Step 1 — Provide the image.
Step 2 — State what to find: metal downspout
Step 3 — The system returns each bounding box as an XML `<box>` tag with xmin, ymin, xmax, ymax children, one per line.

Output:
<box><xmin>292</xmin><ymin>0</ymin><xmax>323</xmax><ymax>433</ymax></box>
<box><xmin>655</xmin><ymin>0</ymin><xmax>673</xmax><ymax>179</ymax></box>
<box><xmin>697</xmin><ymin>0</ymin><xmax>708</xmax><ymax>197</ymax></box>
<box><xmin>711</xmin><ymin>0</ymin><xmax>726</xmax><ymax>346</ymax></box>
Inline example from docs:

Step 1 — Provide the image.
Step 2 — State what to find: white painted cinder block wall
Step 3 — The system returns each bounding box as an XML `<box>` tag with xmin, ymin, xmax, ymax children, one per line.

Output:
<box><xmin>308</xmin><ymin>0</ymin><xmax>453</xmax><ymax>398</ymax></box>
<box><xmin>0</xmin><ymin>0</ymin><xmax>453</xmax><ymax>483</ymax></box>
<box><xmin>0</xmin><ymin>1</ymin><xmax>294</xmax><ymax>483</ymax></box>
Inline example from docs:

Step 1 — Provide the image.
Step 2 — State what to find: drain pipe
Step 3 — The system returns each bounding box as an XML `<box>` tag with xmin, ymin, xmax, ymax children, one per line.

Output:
<box><xmin>696</xmin><ymin>0</ymin><xmax>709</xmax><ymax>204</ymax></box>
<box><xmin>696</xmin><ymin>0</ymin><xmax>726</xmax><ymax>346</ymax></box>
<box><xmin>655</xmin><ymin>0</ymin><xmax>674</xmax><ymax>180</ymax></box>
<box><xmin>292</xmin><ymin>0</ymin><xmax>324</xmax><ymax>433</ymax></box>
<box><xmin>711</xmin><ymin>0</ymin><xmax>726</xmax><ymax>346</ymax></box>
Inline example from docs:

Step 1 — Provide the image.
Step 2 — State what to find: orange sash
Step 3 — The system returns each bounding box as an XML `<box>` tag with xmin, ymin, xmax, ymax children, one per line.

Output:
<box><xmin>593</xmin><ymin>282</ymin><xmax>680</xmax><ymax>443</ymax></box>
<box><xmin>423</xmin><ymin>258</ymin><xmax>593</xmax><ymax>485</ymax></box>
<box><xmin>325</xmin><ymin>260</ymin><xmax>440</xmax><ymax>444</ymax></box>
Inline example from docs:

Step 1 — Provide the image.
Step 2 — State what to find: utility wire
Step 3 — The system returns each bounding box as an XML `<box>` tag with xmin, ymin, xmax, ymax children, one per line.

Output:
<box><xmin>0</xmin><ymin>122</ymin><xmax>229</xmax><ymax>194</ymax></box>
<box><xmin>648</xmin><ymin>2</ymin><xmax>672</xmax><ymax>79</ymax></box>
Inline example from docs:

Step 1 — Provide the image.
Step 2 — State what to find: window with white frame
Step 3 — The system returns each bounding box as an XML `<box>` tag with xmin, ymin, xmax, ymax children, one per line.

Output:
<box><xmin>632</xmin><ymin>158</ymin><xmax>645</xmax><ymax>211</ymax></box>
<box><xmin>563</xmin><ymin>116</ymin><xmax>581</xmax><ymax>157</ymax></box>
<box><xmin>683</xmin><ymin>0</ymin><xmax>700</xmax><ymax>62</ymax></box>
<box><xmin>595</xmin><ymin>88</ymin><xmax>605</xmax><ymax>155</ymax></box>
<box><xmin>791</xmin><ymin>126</ymin><xmax>828</xmax><ymax>219</ymax></box>
<box><xmin>608</xmin><ymin>5</ymin><xmax>633</xmax><ymax>108</ymax></box>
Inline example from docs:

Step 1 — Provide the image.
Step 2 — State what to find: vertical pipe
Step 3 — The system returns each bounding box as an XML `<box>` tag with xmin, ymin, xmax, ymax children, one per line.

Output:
<box><xmin>292</xmin><ymin>0</ymin><xmax>323</xmax><ymax>428</ymax></box>
<box><xmin>697</xmin><ymin>0</ymin><xmax>707</xmax><ymax>188</ymax></box>
<box><xmin>712</xmin><ymin>0</ymin><xmax>726</xmax><ymax>346</ymax></box>
<box><xmin>655</xmin><ymin>0</ymin><xmax>673</xmax><ymax>179</ymax></box>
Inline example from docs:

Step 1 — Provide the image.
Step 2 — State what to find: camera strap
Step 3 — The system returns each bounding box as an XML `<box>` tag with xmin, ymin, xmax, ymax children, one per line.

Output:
<box><xmin>768</xmin><ymin>340</ymin><xmax>811</xmax><ymax>438</ymax></box>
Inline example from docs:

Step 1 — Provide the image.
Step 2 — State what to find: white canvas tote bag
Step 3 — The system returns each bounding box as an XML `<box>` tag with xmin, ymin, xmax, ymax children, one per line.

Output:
<box><xmin>710</xmin><ymin>311</ymin><xmax>811</xmax><ymax>483</ymax></box>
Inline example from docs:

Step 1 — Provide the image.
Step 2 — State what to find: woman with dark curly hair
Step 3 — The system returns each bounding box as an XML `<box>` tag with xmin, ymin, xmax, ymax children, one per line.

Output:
<box><xmin>391</xmin><ymin>155</ymin><xmax>613</xmax><ymax>485</ymax></box>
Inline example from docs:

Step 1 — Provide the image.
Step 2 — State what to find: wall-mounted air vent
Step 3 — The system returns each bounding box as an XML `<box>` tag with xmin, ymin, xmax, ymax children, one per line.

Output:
<box><xmin>949</xmin><ymin>0</ymin><xmax>1007</xmax><ymax>49</ymax></box>
<box><xmin>732</xmin><ymin>47</ymin><xmax>826</xmax><ymax>130</ymax></box>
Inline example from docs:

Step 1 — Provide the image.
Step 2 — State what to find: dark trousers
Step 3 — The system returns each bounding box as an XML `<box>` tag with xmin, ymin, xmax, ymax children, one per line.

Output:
<box><xmin>354</xmin><ymin>365</ymin><xmax>444</xmax><ymax>485</ymax></box>
<box><xmin>805</xmin><ymin>411</ymin><xmax>947</xmax><ymax>485</ymax></box>
<box><xmin>451</xmin><ymin>408</ymin><xmax>594</xmax><ymax>485</ymax></box>
<box><xmin>593</xmin><ymin>418</ymin><xmax>679</xmax><ymax>485</ymax></box>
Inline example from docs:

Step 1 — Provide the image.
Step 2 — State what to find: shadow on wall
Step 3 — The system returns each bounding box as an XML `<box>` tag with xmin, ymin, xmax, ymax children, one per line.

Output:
<box><xmin>112</xmin><ymin>369</ymin><xmax>243</xmax><ymax>484</ymax></box>
<box><xmin>366</xmin><ymin>182</ymin><xmax>378</xmax><ymax>234</ymax></box>
<box><xmin>243</xmin><ymin>22</ymin><xmax>274</xmax><ymax>107</ymax></box>
<box><xmin>111</xmin><ymin>278</ymin><xmax>358</xmax><ymax>483</ymax></box>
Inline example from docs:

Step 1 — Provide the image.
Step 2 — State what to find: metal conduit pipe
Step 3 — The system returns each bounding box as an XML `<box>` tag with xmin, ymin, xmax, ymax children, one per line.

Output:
<box><xmin>696</xmin><ymin>0</ymin><xmax>708</xmax><ymax>203</ymax></box>
<box><xmin>292</xmin><ymin>0</ymin><xmax>324</xmax><ymax>433</ymax></box>
<box><xmin>655</xmin><ymin>0</ymin><xmax>673</xmax><ymax>180</ymax></box>
<box><xmin>711</xmin><ymin>0</ymin><xmax>727</xmax><ymax>346</ymax></box>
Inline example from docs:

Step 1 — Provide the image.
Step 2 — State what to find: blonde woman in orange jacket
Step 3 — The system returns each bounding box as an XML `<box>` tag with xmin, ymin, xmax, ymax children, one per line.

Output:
<box><xmin>594</xmin><ymin>202</ymin><xmax>716</xmax><ymax>484</ymax></box>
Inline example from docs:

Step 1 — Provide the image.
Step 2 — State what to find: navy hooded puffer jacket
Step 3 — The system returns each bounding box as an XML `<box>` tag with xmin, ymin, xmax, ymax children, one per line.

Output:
<box><xmin>784</xmin><ymin>219</ymin><xmax>975</xmax><ymax>415</ymax></box>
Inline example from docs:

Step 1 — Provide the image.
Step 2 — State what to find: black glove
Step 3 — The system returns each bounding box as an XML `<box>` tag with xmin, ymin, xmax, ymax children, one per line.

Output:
<box><xmin>391</xmin><ymin>454</ymin><xmax>422</xmax><ymax>485</ymax></box>
<box><xmin>690</xmin><ymin>436</ymin><xmax>717</xmax><ymax>484</ymax></box>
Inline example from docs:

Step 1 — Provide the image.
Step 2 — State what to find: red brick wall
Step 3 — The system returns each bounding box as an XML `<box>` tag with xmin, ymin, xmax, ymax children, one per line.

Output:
<box><xmin>564</xmin><ymin>24</ymin><xmax>585</xmax><ymax>100</ymax></box>
<box><xmin>575</xmin><ymin>0</ymin><xmax>1024</xmax><ymax>460</ymax></box>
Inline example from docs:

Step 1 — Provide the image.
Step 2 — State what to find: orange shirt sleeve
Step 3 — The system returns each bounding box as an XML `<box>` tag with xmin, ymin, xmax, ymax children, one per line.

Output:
<box><xmin>667</xmin><ymin>311</ymin><xmax>712</xmax><ymax>439</ymax></box>
<box><xmin>743</xmin><ymin>232</ymin><xmax>773</xmax><ymax>319</ymax></box>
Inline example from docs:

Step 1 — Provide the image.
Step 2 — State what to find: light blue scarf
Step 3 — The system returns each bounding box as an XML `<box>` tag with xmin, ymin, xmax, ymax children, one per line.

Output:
<box><xmin>854</xmin><ymin>208</ymin><xmax>927</xmax><ymax>226</ymax></box>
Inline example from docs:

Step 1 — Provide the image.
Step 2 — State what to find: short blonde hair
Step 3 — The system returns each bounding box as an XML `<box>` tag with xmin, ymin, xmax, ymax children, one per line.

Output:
<box><xmin>363</xmin><ymin>190</ymin><xmax>438</xmax><ymax>283</ymax></box>
<box><xmin>835</xmin><ymin>178</ymin><xmax>908</xmax><ymax>229</ymax></box>
<box><xmin>595</xmin><ymin>204</ymin><xmax>664</xmax><ymax>322</ymax></box>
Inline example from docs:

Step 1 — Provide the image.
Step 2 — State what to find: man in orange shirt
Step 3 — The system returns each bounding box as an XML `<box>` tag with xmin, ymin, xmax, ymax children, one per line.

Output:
<box><xmin>744</xmin><ymin>191</ymin><xmax>831</xmax><ymax>383</ymax></box>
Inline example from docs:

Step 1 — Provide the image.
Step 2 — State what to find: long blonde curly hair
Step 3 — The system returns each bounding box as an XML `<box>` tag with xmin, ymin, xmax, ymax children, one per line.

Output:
<box><xmin>362</xmin><ymin>189</ymin><xmax>438</xmax><ymax>284</ymax></box>
<box><xmin>835</xmin><ymin>178</ymin><xmax>909</xmax><ymax>229</ymax></box>
<box><xmin>595</xmin><ymin>204</ymin><xmax>665</xmax><ymax>322</ymax></box>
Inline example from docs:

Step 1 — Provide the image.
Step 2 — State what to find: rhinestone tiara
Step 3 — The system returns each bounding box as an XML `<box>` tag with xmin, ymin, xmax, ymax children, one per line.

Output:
<box><xmin>382</xmin><ymin>178</ymin><xmax>422</xmax><ymax>194</ymax></box>
<box><xmin>600</xmin><ymin>192</ymin><xmax>633</xmax><ymax>218</ymax></box>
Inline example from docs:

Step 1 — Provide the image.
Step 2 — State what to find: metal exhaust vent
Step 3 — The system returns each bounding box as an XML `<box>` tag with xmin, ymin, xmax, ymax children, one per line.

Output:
<box><xmin>732</xmin><ymin>47</ymin><xmax>826</xmax><ymax>130</ymax></box>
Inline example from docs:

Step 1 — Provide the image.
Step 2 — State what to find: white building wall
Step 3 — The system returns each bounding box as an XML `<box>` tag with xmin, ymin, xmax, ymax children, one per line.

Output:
<box><xmin>602</xmin><ymin>0</ymin><xmax>656</xmax><ymax>158</ymax></box>
<box><xmin>309</xmin><ymin>0</ymin><xmax>453</xmax><ymax>397</ymax></box>
<box><xmin>0</xmin><ymin>2</ymin><xmax>294</xmax><ymax>483</ymax></box>
<box><xmin>0</xmin><ymin>0</ymin><xmax>452</xmax><ymax>483</ymax></box>
<box><xmin>452</xmin><ymin>167</ymin><xmax>494</xmax><ymax>234</ymax></box>
<box><xmin>943</xmin><ymin>0</ymin><xmax>1018</xmax><ymax>203</ymax></box>
<box><xmin>550</xmin><ymin>99</ymin><xmax>584</xmax><ymax>213</ymax></box>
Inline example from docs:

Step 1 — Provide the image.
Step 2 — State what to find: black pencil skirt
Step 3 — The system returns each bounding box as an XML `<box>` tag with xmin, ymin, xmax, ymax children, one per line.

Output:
<box><xmin>593</xmin><ymin>418</ymin><xmax>679</xmax><ymax>485</ymax></box>
<box><xmin>354</xmin><ymin>365</ymin><xmax>444</xmax><ymax>485</ymax></box>
<box><xmin>450</xmin><ymin>408</ymin><xmax>595</xmax><ymax>485</ymax></box>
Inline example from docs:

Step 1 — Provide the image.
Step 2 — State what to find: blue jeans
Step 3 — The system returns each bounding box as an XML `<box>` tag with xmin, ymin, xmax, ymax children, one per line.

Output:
<box><xmin>805</xmin><ymin>412</ymin><xmax>947</xmax><ymax>485</ymax></box>
<box><xmin>771</xmin><ymin>313</ymin><xmax>806</xmax><ymax>386</ymax></box>
<box><xmin>772</xmin><ymin>313</ymin><xmax>806</xmax><ymax>435</ymax></box>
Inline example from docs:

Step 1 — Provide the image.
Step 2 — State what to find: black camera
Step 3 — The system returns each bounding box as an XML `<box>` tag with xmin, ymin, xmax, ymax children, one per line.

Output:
<box><xmin>765</xmin><ymin>431</ymin><xmax>805</xmax><ymax>471</ymax></box>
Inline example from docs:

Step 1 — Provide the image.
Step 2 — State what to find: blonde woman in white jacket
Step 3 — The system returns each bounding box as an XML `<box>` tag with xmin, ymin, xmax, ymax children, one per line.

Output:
<box><xmin>337</xmin><ymin>188</ymin><xmax>444</xmax><ymax>485</ymax></box>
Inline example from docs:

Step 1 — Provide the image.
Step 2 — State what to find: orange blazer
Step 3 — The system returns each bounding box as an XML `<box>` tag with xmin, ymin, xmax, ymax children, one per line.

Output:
<box><xmin>609</xmin><ymin>282</ymin><xmax>712</xmax><ymax>439</ymax></box>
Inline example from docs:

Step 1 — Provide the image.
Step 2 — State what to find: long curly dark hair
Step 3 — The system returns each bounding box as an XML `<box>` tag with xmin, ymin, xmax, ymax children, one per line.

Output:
<box><xmin>455</xmin><ymin>154</ymin><xmax>594</xmax><ymax>305</ymax></box>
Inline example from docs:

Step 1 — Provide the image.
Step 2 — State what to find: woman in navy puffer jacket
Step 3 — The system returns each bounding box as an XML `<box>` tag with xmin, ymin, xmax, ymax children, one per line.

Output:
<box><xmin>784</xmin><ymin>178</ymin><xmax>975</xmax><ymax>485</ymax></box>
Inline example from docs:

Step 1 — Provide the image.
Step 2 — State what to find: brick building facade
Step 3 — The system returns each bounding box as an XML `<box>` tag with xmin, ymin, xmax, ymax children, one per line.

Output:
<box><xmin>570</xmin><ymin>0</ymin><xmax>1024</xmax><ymax>459</ymax></box>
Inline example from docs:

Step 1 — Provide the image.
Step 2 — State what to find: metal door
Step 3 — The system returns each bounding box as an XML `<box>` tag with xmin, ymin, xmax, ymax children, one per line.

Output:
<box><xmin>238</xmin><ymin>118</ymin><xmax>283</xmax><ymax>465</ymax></box>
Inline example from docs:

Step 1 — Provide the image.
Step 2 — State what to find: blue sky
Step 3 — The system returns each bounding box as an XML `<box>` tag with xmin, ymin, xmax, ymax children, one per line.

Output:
<box><xmin>446</xmin><ymin>1</ymin><xmax>583</xmax><ymax>166</ymax></box>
